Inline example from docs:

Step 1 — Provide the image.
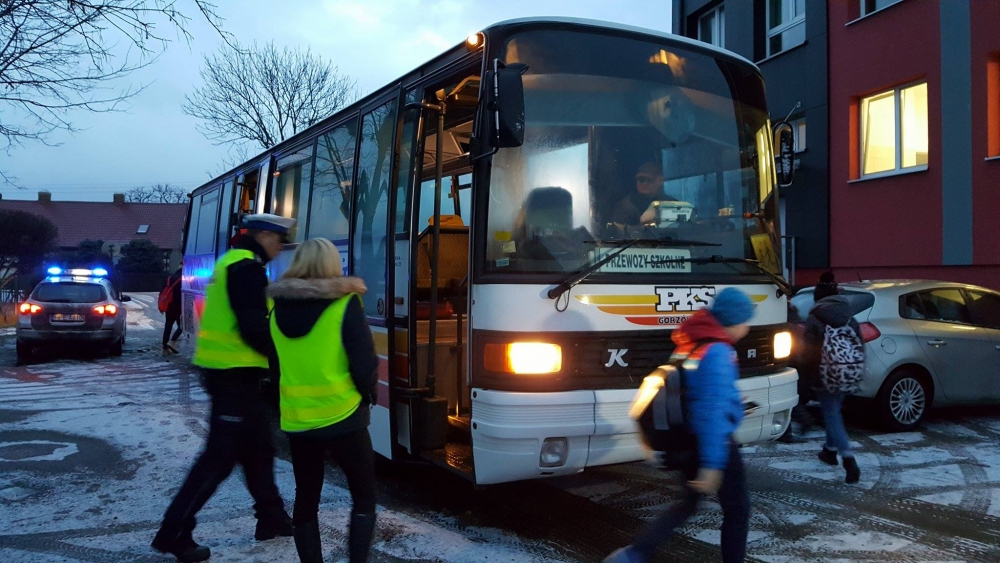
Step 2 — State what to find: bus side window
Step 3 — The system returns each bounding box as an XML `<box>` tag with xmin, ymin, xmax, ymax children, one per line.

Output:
<box><xmin>193</xmin><ymin>190</ymin><xmax>220</xmax><ymax>255</ymax></box>
<box><xmin>308</xmin><ymin>117</ymin><xmax>358</xmax><ymax>244</ymax></box>
<box><xmin>352</xmin><ymin>99</ymin><xmax>397</xmax><ymax>317</ymax></box>
<box><xmin>273</xmin><ymin>145</ymin><xmax>314</xmax><ymax>242</ymax></box>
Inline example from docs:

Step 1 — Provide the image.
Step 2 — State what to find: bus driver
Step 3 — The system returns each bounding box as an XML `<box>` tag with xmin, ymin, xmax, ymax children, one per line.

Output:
<box><xmin>610</xmin><ymin>161</ymin><xmax>677</xmax><ymax>226</ymax></box>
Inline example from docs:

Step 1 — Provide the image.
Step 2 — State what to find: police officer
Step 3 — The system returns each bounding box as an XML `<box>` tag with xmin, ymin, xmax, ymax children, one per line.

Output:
<box><xmin>152</xmin><ymin>214</ymin><xmax>295</xmax><ymax>563</ymax></box>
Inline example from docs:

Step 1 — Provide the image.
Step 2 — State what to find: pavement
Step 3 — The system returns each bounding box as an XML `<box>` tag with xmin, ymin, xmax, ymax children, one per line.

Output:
<box><xmin>1</xmin><ymin>293</ymin><xmax>999</xmax><ymax>562</ymax></box>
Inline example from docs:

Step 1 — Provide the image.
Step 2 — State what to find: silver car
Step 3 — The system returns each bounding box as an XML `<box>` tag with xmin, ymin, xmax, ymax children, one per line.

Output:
<box><xmin>791</xmin><ymin>281</ymin><xmax>1000</xmax><ymax>431</ymax></box>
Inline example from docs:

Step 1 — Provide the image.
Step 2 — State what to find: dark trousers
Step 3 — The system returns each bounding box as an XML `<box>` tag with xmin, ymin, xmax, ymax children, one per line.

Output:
<box><xmin>162</xmin><ymin>310</ymin><xmax>183</xmax><ymax>347</ymax></box>
<box><xmin>287</xmin><ymin>428</ymin><xmax>377</xmax><ymax>525</ymax></box>
<box><xmin>157</xmin><ymin>371</ymin><xmax>286</xmax><ymax>541</ymax></box>
<box><xmin>633</xmin><ymin>444</ymin><xmax>750</xmax><ymax>563</ymax></box>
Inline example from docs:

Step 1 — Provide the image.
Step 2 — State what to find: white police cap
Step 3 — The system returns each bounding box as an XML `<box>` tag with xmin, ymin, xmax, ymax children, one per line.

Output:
<box><xmin>241</xmin><ymin>213</ymin><xmax>297</xmax><ymax>236</ymax></box>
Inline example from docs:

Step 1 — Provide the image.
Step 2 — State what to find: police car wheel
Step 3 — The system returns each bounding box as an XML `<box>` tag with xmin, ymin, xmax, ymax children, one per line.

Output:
<box><xmin>109</xmin><ymin>337</ymin><xmax>123</xmax><ymax>357</ymax></box>
<box><xmin>16</xmin><ymin>341</ymin><xmax>32</xmax><ymax>360</ymax></box>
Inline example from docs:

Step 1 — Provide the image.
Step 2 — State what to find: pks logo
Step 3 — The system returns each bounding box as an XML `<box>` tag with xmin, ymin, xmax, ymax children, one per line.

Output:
<box><xmin>654</xmin><ymin>286</ymin><xmax>716</xmax><ymax>313</ymax></box>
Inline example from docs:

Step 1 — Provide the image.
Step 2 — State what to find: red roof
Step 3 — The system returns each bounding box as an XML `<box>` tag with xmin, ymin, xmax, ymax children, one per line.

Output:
<box><xmin>0</xmin><ymin>199</ymin><xmax>187</xmax><ymax>250</ymax></box>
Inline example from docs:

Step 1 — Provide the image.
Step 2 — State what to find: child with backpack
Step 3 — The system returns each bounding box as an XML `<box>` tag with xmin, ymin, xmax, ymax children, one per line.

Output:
<box><xmin>159</xmin><ymin>261</ymin><xmax>184</xmax><ymax>354</ymax></box>
<box><xmin>606</xmin><ymin>287</ymin><xmax>754</xmax><ymax>563</ymax></box>
<box><xmin>801</xmin><ymin>274</ymin><xmax>865</xmax><ymax>484</ymax></box>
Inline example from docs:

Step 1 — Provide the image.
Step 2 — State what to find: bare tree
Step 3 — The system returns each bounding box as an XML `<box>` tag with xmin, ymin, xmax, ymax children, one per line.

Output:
<box><xmin>0</xmin><ymin>0</ymin><xmax>231</xmax><ymax>184</ymax></box>
<box><xmin>126</xmin><ymin>183</ymin><xmax>187</xmax><ymax>203</ymax></box>
<box><xmin>183</xmin><ymin>41</ymin><xmax>358</xmax><ymax>151</ymax></box>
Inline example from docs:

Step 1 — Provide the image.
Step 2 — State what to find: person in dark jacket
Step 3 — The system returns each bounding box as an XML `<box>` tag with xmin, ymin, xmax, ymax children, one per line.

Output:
<box><xmin>267</xmin><ymin>238</ymin><xmax>378</xmax><ymax>563</ymax></box>
<box><xmin>802</xmin><ymin>289</ymin><xmax>863</xmax><ymax>484</ymax></box>
<box><xmin>609</xmin><ymin>161</ymin><xmax>678</xmax><ymax>226</ymax></box>
<box><xmin>152</xmin><ymin>215</ymin><xmax>295</xmax><ymax>563</ymax></box>
<box><xmin>605</xmin><ymin>288</ymin><xmax>755</xmax><ymax>563</ymax></box>
<box><xmin>162</xmin><ymin>261</ymin><xmax>184</xmax><ymax>354</ymax></box>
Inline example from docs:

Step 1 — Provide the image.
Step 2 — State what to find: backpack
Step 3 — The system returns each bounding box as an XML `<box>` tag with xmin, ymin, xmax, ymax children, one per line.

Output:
<box><xmin>819</xmin><ymin>324</ymin><xmax>865</xmax><ymax>393</ymax></box>
<box><xmin>629</xmin><ymin>342</ymin><xmax>715</xmax><ymax>471</ymax></box>
<box><xmin>158</xmin><ymin>276</ymin><xmax>181</xmax><ymax>313</ymax></box>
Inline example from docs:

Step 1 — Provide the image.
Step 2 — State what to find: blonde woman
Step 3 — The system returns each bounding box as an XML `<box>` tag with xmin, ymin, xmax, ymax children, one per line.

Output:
<box><xmin>267</xmin><ymin>238</ymin><xmax>377</xmax><ymax>563</ymax></box>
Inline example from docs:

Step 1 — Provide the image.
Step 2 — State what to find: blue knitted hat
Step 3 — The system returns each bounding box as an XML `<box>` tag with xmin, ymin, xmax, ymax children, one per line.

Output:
<box><xmin>711</xmin><ymin>287</ymin><xmax>755</xmax><ymax>327</ymax></box>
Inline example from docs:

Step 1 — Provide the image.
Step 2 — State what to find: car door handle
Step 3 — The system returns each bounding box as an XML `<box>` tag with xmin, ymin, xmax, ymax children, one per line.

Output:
<box><xmin>927</xmin><ymin>339</ymin><xmax>947</xmax><ymax>347</ymax></box>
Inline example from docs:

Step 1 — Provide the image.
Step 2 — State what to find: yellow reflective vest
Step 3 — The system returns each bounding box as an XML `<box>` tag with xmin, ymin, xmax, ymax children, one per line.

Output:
<box><xmin>192</xmin><ymin>249</ymin><xmax>270</xmax><ymax>370</ymax></box>
<box><xmin>271</xmin><ymin>295</ymin><xmax>363</xmax><ymax>432</ymax></box>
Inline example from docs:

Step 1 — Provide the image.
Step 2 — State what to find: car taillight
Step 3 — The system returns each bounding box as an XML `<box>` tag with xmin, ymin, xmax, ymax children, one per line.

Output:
<box><xmin>19</xmin><ymin>303</ymin><xmax>41</xmax><ymax>314</ymax></box>
<box><xmin>859</xmin><ymin>322</ymin><xmax>881</xmax><ymax>343</ymax></box>
<box><xmin>93</xmin><ymin>304</ymin><xmax>118</xmax><ymax>315</ymax></box>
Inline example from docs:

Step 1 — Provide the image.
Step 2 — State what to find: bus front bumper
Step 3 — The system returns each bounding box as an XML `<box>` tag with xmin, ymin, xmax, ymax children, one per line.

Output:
<box><xmin>470</xmin><ymin>367</ymin><xmax>798</xmax><ymax>485</ymax></box>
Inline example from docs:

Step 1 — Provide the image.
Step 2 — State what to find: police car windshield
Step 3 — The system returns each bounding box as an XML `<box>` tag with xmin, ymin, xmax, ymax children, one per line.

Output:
<box><xmin>34</xmin><ymin>283</ymin><xmax>106</xmax><ymax>303</ymax></box>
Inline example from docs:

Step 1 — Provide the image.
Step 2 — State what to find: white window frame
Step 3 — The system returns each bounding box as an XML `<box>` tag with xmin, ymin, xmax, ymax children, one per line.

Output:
<box><xmin>137</xmin><ymin>224</ymin><xmax>150</xmax><ymax>234</ymax></box>
<box><xmin>766</xmin><ymin>0</ymin><xmax>806</xmax><ymax>57</ymax></box>
<box><xmin>860</xmin><ymin>81</ymin><xmax>929</xmax><ymax>179</ymax></box>
<box><xmin>698</xmin><ymin>4</ymin><xmax>725</xmax><ymax>49</ymax></box>
<box><xmin>791</xmin><ymin>117</ymin><xmax>806</xmax><ymax>153</ymax></box>
<box><xmin>860</xmin><ymin>0</ymin><xmax>903</xmax><ymax>18</ymax></box>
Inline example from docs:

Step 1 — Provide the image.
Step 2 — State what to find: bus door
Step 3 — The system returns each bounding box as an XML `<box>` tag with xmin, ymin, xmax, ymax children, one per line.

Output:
<box><xmin>395</xmin><ymin>71</ymin><xmax>480</xmax><ymax>474</ymax></box>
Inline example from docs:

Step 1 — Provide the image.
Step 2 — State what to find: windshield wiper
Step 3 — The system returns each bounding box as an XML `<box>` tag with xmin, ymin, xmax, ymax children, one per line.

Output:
<box><xmin>548</xmin><ymin>237</ymin><xmax>720</xmax><ymax>301</ymax></box>
<box><xmin>647</xmin><ymin>255</ymin><xmax>793</xmax><ymax>297</ymax></box>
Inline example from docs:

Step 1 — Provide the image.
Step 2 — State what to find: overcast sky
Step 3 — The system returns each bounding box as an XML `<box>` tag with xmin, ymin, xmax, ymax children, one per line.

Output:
<box><xmin>0</xmin><ymin>0</ymin><xmax>671</xmax><ymax>202</ymax></box>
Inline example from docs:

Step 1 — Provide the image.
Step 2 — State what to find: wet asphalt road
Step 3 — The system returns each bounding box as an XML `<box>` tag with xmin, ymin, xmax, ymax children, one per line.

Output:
<box><xmin>2</xmin><ymin>294</ymin><xmax>1000</xmax><ymax>562</ymax></box>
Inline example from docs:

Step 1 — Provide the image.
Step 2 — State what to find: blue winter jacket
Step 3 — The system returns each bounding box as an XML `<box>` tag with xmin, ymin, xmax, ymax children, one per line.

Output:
<box><xmin>672</xmin><ymin>309</ymin><xmax>745</xmax><ymax>470</ymax></box>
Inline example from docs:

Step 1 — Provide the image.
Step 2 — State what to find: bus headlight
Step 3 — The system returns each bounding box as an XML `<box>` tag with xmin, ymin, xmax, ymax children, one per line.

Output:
<box><xmin>540</xmin><ymin>437</ymin><xmax>568</xmax><ymax>467</ymax></box>
<box><xmin>774</xmin><ymin>331</ymin><xmax>792</xmax><ymax>360</ymax></box>
<box><xmin>484</xmin><ymin>342</ymin><xmax>562</xmax><ymax>374</ymax></box>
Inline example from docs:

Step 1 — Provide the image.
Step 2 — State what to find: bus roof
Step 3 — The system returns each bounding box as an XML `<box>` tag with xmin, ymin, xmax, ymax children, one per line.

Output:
<box><xmin>187</xmin><ymin>17</ymin><xmax>761</xmax><ymax>200</ymax></box>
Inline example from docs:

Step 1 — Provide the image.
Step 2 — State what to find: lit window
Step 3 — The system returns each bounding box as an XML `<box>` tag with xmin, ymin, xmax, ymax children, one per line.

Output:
<box><xmin>791</xmin><ymin>118</ymin><xmax>806</xmax><ymax>152</ymax></box>
<box><xmin>861</xmin><ymin>83</ymin><xmax>928</xmax><ymax>176</ymax></box>
<box><xmin>698</xmin><ymin>5</ymin><xmax>725</xmax><ymax>49</ymax></box>
<box><xmin>137</xmin><ymin>224</ymin><xmax>149</xmax><ymax>234</ymax></box>
<box><xmin>766</xmin><ymin>0</ymin><xmax>806</xmax><ymax>57</ymax></box>
<box><xmin>988</xmin><ymin>55</ymin><xmax>1000</xmax><ymax>157</ymax></box>
<box><xmin>861</xmin><ymin>0</ymin><xmax>903</xmax><ymax>17</ymax></box>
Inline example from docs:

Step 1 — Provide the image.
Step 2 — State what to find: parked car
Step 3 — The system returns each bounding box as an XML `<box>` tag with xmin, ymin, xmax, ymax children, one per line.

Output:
<box><xmin>16</xmin><ymin>267</ymin><xmax>130</xmax><ymax>360</ymax></box>
<box><xmin>791</xmin><ymin>280</ymin><xmax>1000</xmax><ymax>431</ymax></box>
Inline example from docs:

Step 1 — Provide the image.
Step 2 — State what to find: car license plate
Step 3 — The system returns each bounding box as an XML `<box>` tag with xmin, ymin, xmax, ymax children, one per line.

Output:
<box><xmin>52</xmin><ymin>314</ymin><xmax>84</xmax><ymax>322</ymax></box>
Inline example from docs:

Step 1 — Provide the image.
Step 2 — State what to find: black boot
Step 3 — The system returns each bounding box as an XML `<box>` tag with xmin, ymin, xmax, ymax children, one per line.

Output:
<box><xmin>843</xmin><ymin>456</ymin><xmax>861</xmax><ymax>484</ymax></box>
<box><xmin>293</xmin><ymin>519</ymin><xmax>324</xmax><ymax>563</ymax></box>
<box><xmin>256</xmin><ymin>511</ymin><xmax>294</xmax><ymax>541</ymax></box>
<box><xmin>151</xmin><ymin>530</ymin><xmax>211</xmax><ymax>563</ymax></box>
<box><xmin>348</xmin><ymin>511</ymin><xmax>377</xmax><ymax>563</ymax></box>
<box><xmin>817</xmin><ymin>447</ymin><xmax>838</xmax><ymax>466</ymax></box>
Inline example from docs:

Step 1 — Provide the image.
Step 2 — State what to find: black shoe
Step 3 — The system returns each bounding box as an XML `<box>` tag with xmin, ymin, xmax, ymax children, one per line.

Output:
<box><xmin>818</xmin><ymin>448</ymin><xmax>838</xmax><ymax>466</ymax></box>
<box><xmin>777</xmin><ymin>428</ymin><xmax>796</xmax><ymax>443</ymax></box>
<box><xmin>151</xmin><ymin>533</ymin><xmax>211</xmax><ymax>563</ymax></box>
<box><xmin>293</xmin><ymin>519</ymin><xmax>324</xmax><ymax>563</ymax></box>
<box><xmin>255</xmin><ymin>514</ymin><xmax>294</xmax><ymax>541</ymax></box>
<box><xmin>843</xmin><ymin>456</ymin><xmax>861</xmax><ymax>484</ymax></box>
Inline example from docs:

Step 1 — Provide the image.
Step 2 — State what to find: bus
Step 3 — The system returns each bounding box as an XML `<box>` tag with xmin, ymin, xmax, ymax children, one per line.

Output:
<box><xmin>180</xmin><ymin>17</ymin><xmax>799</xmax><ymax>485</ymax></box>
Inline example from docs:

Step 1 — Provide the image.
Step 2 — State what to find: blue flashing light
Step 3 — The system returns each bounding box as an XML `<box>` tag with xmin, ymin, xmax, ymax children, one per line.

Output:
<box><xmin>47</xmin><ymin>266</ymin><xmax>62</xmax><ymax>275</ymax></box>
<box><xmin>92</xmin><ymin>268</ymin><xmax>108</xmax><ymax>277</ymax></box>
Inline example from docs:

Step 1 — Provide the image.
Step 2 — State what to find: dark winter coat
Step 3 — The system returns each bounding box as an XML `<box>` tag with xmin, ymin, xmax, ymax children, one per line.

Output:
<box><xmin>165</xmin><ymin>268</ymin><xmax>183</xmax><ymax>316</ymax></box>
<box><xmin>799</xmin><ymin>296</ymin><xmax>862</xmax><ymax>390</ymax></box>
<box><xmin>671</xmin><ymin>309</ymin><xmax>744</xmax><ymax>470</ymax></box>
<box><xmin>267</xmin><ymin>276</ymin><xmax>378</xmax><ymax>437</ymax></box>
<box><xmin>226</xmin><ymin>236</ymin><xmax>274</xmax><ymax>358</ymax></box>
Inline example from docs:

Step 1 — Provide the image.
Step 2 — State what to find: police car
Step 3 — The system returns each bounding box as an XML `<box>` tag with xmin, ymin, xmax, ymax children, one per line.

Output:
<box><xmin>15</xmin><ymin>267</ymin><xmax>130</xmax><ymax>360</ymax></box>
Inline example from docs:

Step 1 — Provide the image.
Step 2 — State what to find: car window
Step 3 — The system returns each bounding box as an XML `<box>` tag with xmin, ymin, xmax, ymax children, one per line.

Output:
<box><xmin>791</xmin><ymin>289</ymin><xmax>874</xmax><ymax>319</ymax></box>
<box><xmin>34</xmin><ymin>283</ymin><xmax>106</xmax><ymax>303</ymax></box>
<box><xmin>904</xmin><ymin>289</ymin><xmax>971</xmax><ymax>324</ymax></box>
<box><xmin>966</xmin><ymin>290</ymin><xmax>1000</xmax><ymax>330</ymax></box>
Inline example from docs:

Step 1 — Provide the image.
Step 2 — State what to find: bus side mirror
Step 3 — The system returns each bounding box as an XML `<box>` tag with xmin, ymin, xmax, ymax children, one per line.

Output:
<box><xmin>484</xmin><ymin>61</ymin><xmax>527</xmax><ymax>149</ymax></box>
<box><xmin>773</xmin><ymin>122</ymin><xmax>795</xmax><ymax>187</ymax></box>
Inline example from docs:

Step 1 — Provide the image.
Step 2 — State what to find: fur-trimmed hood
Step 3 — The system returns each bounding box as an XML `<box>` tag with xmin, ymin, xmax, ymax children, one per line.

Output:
<box><xmin>267</xmin><ymin>277</ymin><xmax>367</xmax><ymax>300</ymax></box>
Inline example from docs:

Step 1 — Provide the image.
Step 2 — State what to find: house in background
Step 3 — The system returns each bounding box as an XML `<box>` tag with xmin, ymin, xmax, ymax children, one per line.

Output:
<box><xmin>0</xmin><ymin>191</ymin><xmax>187</xmax><ymax>270</ymax></box>
<box><xmin>672</xmin><ymin>0</ymin><xmax>1000</xmax><ymax>291</ymax></box>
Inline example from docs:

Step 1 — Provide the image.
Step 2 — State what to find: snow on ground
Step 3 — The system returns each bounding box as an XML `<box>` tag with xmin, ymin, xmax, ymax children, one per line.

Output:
<box><xmin>0</xmin><ymin>310</ymin><xmax>569</xmax><ymax>563</ymax></box>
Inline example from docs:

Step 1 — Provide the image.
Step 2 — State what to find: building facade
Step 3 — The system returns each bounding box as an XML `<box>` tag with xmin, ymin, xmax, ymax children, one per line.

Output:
<box><xmin>673</xmin><ymin>0</ymin><xmax>1000</xmax><ymax>290</ymax></box>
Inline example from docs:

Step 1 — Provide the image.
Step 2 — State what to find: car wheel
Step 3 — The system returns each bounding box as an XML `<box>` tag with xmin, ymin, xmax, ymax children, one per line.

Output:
<box><xmin>110</xmin><ymin>337</ymin><xmax>123</xmax><ymax>357</ymax></box>
<box><xmin>15</xmin><ymin>341</ymin><xmax>32</xmax><ymax>360</ymax></box>
<box><xmin>878</xmin><ymin>369</ymin><xmax>931</xmax><ymax>431</ymax></box>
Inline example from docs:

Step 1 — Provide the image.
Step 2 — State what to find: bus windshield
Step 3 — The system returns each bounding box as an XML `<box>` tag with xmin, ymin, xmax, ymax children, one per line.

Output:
<box><xmin>485</xmin><ymin>29</ymin><xmax>781</xmax><ymax>278</ymax></box>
